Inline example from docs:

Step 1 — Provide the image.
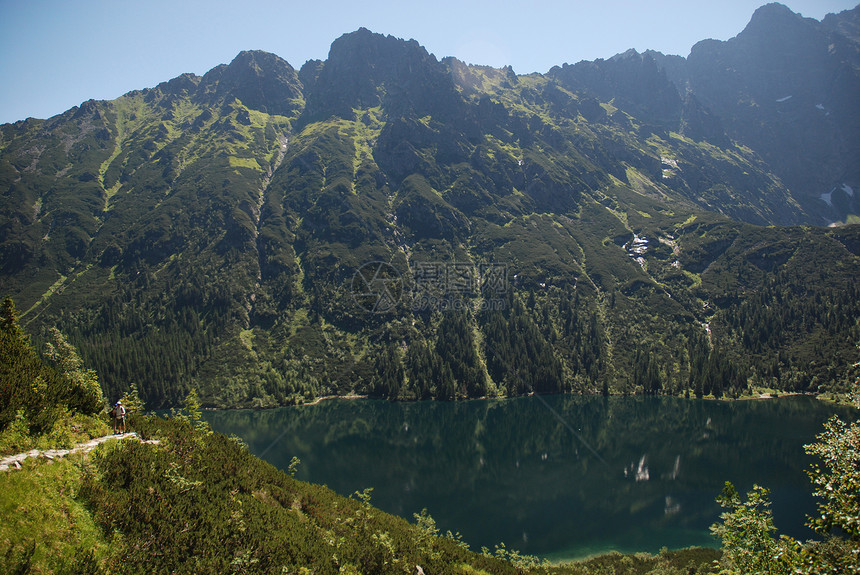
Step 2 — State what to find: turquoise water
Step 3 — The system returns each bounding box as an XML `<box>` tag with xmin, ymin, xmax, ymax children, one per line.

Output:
<box><xmin>203</xmin><ymin>395</ymin><xmax>856</xmax><ymax>560</ymax></box>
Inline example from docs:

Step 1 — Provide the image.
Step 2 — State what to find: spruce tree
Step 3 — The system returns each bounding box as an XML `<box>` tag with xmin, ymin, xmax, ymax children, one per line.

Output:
<box><xmin>44</xmin><ymin>328</ymin><xmax>104</xmax><ymax>415</ymax></box>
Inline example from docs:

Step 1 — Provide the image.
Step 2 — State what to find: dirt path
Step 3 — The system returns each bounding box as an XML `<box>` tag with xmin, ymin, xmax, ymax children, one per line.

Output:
<box><xmin>0</xmin><ymin>432</ymin><xmax>159</xmax><ymax>472</ymax></box>
<box><xmin>302</xmin><ymin>394</ymin><xmax>368</xmax><ymax>406</ymax></box>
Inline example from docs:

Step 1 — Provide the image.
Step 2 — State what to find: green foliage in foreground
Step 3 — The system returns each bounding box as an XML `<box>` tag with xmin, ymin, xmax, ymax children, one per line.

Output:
<box><xmin>0</xmin><ymin>296</ymin><xmax>109</xmax><ymax>455</ymax></box>
<box><xmin>79</xmin><ymin>413</ymin><xmax>520</xmax><ymax>574</ymax></box>
<box><xmin>711</xmin><ymin>483</ymin><xmax>803</xmax><ymax>574</ymax></box>
<box><xmin>0</xmin><ymin>455</ymin><xmax>109</xmax><ymax>574</ymax></box>
<box><xmin>543</xmin><ymin>548</ymin><xmax>719</xmax><ymax>575</ymax></box>
<box><xmin>711</xmin><ymin>412</ymin><xmax>860</xmax><ymax>574</ymax></box>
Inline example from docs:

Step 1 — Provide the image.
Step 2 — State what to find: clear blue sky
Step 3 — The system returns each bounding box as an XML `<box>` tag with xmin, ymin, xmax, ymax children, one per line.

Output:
<box><xmin>0</xmin><ymin>0</ymin><xmax>856</xmax><ymax>124</ymax></box>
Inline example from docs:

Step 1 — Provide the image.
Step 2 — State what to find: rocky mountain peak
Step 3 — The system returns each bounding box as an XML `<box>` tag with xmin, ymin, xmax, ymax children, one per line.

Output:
<box><xmin>548</xmin><ymin>49</ymin><xmax>682</xmax><ymax>128</ymax></box>
<box><xmin>822</xmin><ymin>4</ymin><xmax>860</xmax><ymax>43</ymax></box>
<box><xmin>682</xmin><ymin>2</ymin><xmax>860</xmax><ymax>221</ymax></box>
<box><xmin>155</xmin><ymin>73</ymin><xmax>201</xmax><ymax>97</ymax></box>
<box><xmin>740</xmin><ymin>2</ymin><xmax>823</xmax><ymax>45</ymax></box>
<box><xmin>300</xmin><ymin>28</ymin><xmax>462</xmax><ymax>123</ymax></box>
<box><xmin>197</xmin><ymin>49</ymin><xmax>303</xmax><ymax>117</ymax></box>
<box><xmin>748</xmin><ymin>2</ymin><xmax>799</xmax><ymax>22</ymax></box>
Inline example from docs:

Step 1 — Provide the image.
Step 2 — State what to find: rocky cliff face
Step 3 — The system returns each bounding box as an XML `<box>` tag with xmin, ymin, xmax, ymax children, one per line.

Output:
<box><xmin>301</xmin><ymin>28</ymin><xmax>464</xmax><ymax>124</ymax></box>
<box><xmin>198</xmin><ymin>50</ymin><xmax>304</xmax><ymax>117</ymax></box>
<box><xmin>548</xmin><ymin>49</ymin><xmax>684</xmax><ymax>129</ymax></box>
<box><xmin>668</xmin><ymin>3</ymin><xmax>860</xmax><ymax>223</ymax></box>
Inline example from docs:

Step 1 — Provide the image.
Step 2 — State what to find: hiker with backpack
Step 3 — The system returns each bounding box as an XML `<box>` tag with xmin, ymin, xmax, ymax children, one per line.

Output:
<box><xmin>111</xmin><ymin>400</ymin><xmax>127</xmax><ymax>434</ymax></box>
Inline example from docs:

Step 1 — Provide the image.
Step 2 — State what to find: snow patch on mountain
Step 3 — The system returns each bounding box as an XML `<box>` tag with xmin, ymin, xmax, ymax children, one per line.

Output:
<box><xmin>820</xmin><ymin>183</ymin><xmax>856</xmax><ymax>206</ymax></box>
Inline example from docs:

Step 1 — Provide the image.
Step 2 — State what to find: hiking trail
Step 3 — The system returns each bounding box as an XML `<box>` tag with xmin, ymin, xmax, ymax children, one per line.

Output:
<box><xmin>0</xmin><ymin>432</ymin><xmax>159</xmax><ymax>472</ymax></box>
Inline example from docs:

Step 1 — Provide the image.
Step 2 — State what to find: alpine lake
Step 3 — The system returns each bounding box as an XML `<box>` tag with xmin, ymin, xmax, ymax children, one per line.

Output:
<box><xmin>202</xmin><ymin>395</ymin><xmax>857</xmax><ymax>561</ymax></box>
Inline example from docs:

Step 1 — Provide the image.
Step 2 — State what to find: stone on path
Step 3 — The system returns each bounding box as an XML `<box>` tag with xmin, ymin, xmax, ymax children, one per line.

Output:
<box><xmin>0</xmin><ymin>432</ymin><xmax>158</xmax><ymax>472</ymax></box>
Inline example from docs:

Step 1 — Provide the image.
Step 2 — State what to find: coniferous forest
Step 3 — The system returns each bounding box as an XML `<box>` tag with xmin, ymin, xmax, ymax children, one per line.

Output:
<box><xmin>2</xmin><ymin>5</ymin><xmax>860</xmax><ymax>408</ymax></box>
<box><xmin>2</xmin><ymin>296</ymin><xmax>859</xmax><ymax>573</ymax></box>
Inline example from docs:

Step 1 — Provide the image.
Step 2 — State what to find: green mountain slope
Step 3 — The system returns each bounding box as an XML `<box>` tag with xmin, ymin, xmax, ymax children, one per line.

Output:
<box><xmin>1</xmin><ymin>14</ymin><xmax>858</xmax><ymax>408</ymax></box>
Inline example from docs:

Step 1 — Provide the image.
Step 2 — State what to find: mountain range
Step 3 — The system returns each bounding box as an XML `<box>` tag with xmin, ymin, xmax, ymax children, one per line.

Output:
<box><xmin>1</xmin><ymin>3</ymin><xmax>858</xmax><ymax>407</ymax></box>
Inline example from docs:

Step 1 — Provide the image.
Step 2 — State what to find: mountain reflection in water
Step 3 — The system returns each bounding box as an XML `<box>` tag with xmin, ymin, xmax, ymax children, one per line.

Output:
<box><xmin>204</xmin><ymin>395</ymin><xmax>856</xmax><ymax>560</ymax></box>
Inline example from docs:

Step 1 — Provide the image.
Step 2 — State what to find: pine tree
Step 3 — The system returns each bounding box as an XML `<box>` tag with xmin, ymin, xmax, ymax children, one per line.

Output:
<box><xmin>44</xmin><ymin>328</ymin><xmax>104</xmax><ymax>415</ymax></box>
<box><xmin>182</xmin><ymin>388</ymin><xmax>210</xmax><ymax>435</ymax></box>
<box><xmin>0</xmin><ymin>296</ymin><xmax>24</xmax><ymax>341</ymax></box>
<box><xmin>121</xmin><ymin>382</ymin><xmax>145</xmax><ymax>414</ymax></box>
<box><xmin>0</xmin><ymin>296</ymin><xmax>42</xmax><ymax>431</ymax></box>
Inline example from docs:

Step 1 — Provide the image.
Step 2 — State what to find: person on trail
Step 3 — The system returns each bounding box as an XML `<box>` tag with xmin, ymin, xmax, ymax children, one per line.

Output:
<box><xmin>113</xmin><ymin>400</ymin><xmax>127</xmax><ymax>434</ymax></box>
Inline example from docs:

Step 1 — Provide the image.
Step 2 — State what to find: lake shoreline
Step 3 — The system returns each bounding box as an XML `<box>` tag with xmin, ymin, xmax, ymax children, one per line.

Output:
<box><xmin>202</xmin><ymin>388</ymin><xmax>847</xmax><ymax>411</ymax></box>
